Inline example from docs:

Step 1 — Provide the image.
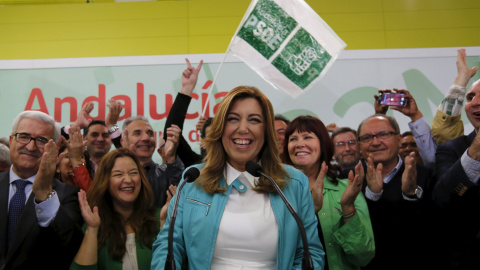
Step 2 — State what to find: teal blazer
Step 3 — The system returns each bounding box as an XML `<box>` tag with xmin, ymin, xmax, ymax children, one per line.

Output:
<box><xmin>151</xmin><ymin>163</ymin><xmax>325</xmax><ymax>270</ymax></box>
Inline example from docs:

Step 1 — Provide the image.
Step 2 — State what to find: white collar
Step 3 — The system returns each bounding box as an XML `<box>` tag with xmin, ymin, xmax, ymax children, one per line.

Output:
<box><xmin>224</xmin><ymin>162</ymin><xmax>258</xmax><ymax>187</ymax></box>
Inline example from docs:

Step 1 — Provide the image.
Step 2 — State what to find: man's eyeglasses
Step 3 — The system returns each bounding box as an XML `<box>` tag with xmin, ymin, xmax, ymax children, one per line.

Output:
<box><xmin>335</xmin><ymin>140</ymin><xmax>357</xmax><ymax>147</ymax></box>
<box><xmin>358</xmin><ymin>131</ymin><xmax>398</xmax><ymax>144</ymax></box>
<box><xmin>14</xmin><ymin>133</ymin><xmax>49</xmax><ymax>149</ymax></box>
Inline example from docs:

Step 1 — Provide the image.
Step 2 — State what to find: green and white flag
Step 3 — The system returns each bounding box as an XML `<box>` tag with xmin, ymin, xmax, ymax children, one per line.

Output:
<box><xmin>229</xmin><ymin>0</ymin><xmax>346</xmax><ymax>98</ymax></box>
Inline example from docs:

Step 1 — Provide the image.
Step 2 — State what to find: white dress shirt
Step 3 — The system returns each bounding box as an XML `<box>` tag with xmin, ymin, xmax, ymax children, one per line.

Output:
<box><xmin>123</xmin><ymin>233</ymin><xmax>138</xmax><ymax>270</ymax></box>
<box><xmin>211</xmin><ymin>163</ymin><xmax>278</xmax><ymax>270</ymax></box>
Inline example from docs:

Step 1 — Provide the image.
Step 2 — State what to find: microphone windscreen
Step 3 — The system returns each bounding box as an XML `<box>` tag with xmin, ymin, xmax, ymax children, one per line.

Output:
<box><xmin>184</xmin><ymin>167</ymin><xmax>200</xmax><ymax>183</ymax></box>
<box><xmin>245</xmin><ymin>161</ymin><xmax>262</xmax><ymax>177</ymax></box>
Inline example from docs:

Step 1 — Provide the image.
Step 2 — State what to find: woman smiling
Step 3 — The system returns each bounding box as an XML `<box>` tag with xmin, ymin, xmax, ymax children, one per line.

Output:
<box><xmin>151</xmin><ymin>86</ymin><xmax>325</xmax><ymax>270</ymax></box>
<box><xmin>71</xmin><ymin>148</ymin><xmax>159</xmax><ymax>270</ymax></box>
<box><xmin>283</xmin><ymin>115</ymin><xmax>375</xmax><ymax>270</ymax></box>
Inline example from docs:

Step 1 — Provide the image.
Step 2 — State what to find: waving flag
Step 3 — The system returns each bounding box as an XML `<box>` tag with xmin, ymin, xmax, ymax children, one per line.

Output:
<box><xmin>229</xmin><ymin>0</ymin><xmax>346</xmax><ymax>98</ymax></box>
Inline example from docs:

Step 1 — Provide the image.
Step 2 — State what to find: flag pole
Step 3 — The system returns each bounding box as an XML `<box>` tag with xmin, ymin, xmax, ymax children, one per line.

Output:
<box><xmin>201</xmin><ymin>52</ymin><xmax>228</xmax><ymax>117</ymax></box>
<box><xmin>201</xmin><ymin>0</ymin><xmax>259</xmax><ymax>117</ymax></box>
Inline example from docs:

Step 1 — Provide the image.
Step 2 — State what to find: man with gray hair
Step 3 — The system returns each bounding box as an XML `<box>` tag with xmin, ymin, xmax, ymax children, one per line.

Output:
<box><xmin>0</xmin><ymin>144</ymin><xmax>11</xmax><ymax>172</ymax></box>
<box><xmin>357</xmin><ymin>114</ymin><xmax>440</xmax><ymax>270</ymax></box>
<box><xmin>121</xmin><ymin>116</ymin><xmax>184</xmax><ymax>207</ymax></box>
<box><xmin>0</xmin><ymin>110</ymin><xmax>83</xmax><ymax>269</ymax></box>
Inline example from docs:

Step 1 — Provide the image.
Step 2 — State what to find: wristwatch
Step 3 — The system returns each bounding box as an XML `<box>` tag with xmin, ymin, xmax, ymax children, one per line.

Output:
<box><xmin>404</xmin><ymin>186</ymin><xmax>423</xmax><ymax>199</ymax></box>
<box><xmin>35</xmin><ymin>191</ymin><xmax>56</xmax><ymax>203</ymax></box>
<box><xmin>46</xmin><ymin>191</ymin><xmax>56</xmax><ymax>200</ymax></box>
<box><xmin>108</xmin><ymin>125</ymin><xmax>119</xmax><ymax>134</ymax></box>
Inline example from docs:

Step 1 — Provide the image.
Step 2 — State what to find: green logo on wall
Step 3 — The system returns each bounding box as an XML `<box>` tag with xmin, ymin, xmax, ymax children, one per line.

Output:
<box><xmin>272</xmin><ymin>28</ymin><xmax>331</xmax><ymax>89</ymax></box>
<box><xmin>237</xmin><ymin>0</ymin><xmax>297</xmax><ymax>59</ymax></box>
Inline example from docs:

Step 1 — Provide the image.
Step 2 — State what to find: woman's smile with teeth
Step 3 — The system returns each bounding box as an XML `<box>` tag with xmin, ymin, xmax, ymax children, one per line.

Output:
<box><xmin>234</xmin><ymin>139</ymin><xmax>251</xmax><ymax>145</ymax></box>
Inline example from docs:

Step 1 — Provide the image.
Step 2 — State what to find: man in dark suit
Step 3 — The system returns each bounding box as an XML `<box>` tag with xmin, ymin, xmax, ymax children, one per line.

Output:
<box><xmin>0</xmin><ymin>110</ymin><xmax>83</xmax><ymax>270</ymax></box>
<box><xmin>435</xmin><ymin>78</ymin><xmax>480</xmax><ymax>269</ymax></box>
<box><xmin>357</xmin><ymin>114</ymin><xmax>440</xmax><ymax>270</ymax></box>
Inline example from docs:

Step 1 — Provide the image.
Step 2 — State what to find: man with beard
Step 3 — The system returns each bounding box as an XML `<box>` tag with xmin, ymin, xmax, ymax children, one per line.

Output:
<box><xmin>331</xmin><ymin>127</ymin><xmax>361</xmax><ymax>177</ymax></box>
<box><xmin>121</xmin><ymin>116</ymin><xmax>184</xmax><ymax>207</ymax></box>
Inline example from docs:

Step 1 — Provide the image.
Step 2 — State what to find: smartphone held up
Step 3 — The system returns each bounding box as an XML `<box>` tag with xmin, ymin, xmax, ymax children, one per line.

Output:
<box><xmin>377</xmin><ymin>92</ymin><xmax>408</xmax><ymax>107</ymax></box>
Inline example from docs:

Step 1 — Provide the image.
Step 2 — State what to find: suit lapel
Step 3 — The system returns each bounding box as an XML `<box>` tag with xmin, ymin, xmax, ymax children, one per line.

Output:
<box><xmin>0</xmin><ymin>172</ymin><xmax>10</xmax><ymax>259</ymax></box>
<box><xmin>6</xmin><ymin>178</ymin><xmax>62</xmax><ymax>259</ymax></box>
<box><xmin>467</xmin><ymin>131</ymin><xmax>476</xmax><ymax>146</ymax></box>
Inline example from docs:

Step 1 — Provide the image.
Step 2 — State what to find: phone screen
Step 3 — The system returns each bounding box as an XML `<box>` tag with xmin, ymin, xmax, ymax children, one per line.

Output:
<box><xmin>378</xmin><ymin>93</ymin><xmax>407</xmax><ymax>107</ymax></box>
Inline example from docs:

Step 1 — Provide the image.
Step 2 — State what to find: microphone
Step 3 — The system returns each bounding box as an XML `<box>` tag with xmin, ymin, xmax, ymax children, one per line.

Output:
<box><xmin>165</xmin><ymin>167</ymin><xmax>200</xmax><ymax>270</ymax></box>
<box><xmin>245</xmin><ymin>161</ymin><xmax>314</xmax><ymax>270</ymax></box>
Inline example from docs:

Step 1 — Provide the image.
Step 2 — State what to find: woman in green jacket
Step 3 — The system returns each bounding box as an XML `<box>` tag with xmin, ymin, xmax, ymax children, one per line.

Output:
<box><xmin>283</xmin><ymin>115</ymin><xmax>375</xmax><ymax>270</ymax></box>
<box><xmin>71</xmin><ymin>148</ymin><xmax>160</xmax><ymax>270</ymax></box>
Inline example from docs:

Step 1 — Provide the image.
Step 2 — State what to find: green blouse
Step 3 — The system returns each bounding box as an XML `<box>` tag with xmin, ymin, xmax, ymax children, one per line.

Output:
<box><xmin>70</xmin><ymin>208</ymin><xmax>160</xmax><ymax>270</ymax></box>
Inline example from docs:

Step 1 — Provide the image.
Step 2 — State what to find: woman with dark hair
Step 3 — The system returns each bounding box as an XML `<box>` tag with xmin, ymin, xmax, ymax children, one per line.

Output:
<box><xmin>152</xmin><ymin>86</ymin><xmax>325</xmax><ymax>269</ymax></box>
<box><xmin>71</xmin><ymin>148</ymin><xmax>159</xmax><ymax>270</ymax></box>
<box><xmin>283</xmin><ymin>115</ymin><xmax>375</xmax><ymax>270</ymax></box>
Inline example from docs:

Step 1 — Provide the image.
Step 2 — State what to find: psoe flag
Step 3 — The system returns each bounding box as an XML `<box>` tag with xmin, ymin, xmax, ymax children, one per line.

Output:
<box><xmin>229</xmin><ymin>0</ymin><xmax>346</xmax><ymax>98</ymax></box>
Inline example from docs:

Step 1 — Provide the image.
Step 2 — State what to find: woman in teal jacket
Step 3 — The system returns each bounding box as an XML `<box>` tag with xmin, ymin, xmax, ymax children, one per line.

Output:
<box><xmin>151</xmin><ymin>86</ymin><xmax>325</xmax><ymax>270</ymax></box>
<box><xmin>283</xmin><ymin>116</ymin><xmax>375</xmax><ymax>270</ymax></box>
<box><xmin>70</xmin><ymin>148</ymin><xmax>160</xmax><ymax>270</ymax></box>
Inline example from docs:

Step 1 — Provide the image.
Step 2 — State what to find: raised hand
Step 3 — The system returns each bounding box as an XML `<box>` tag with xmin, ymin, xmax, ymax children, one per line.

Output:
<box><xmin>73</xmin><ymin>102</ymin><xmax>94</xmax><ymax>129</ymax></box>
<box><xmin>401</xmin><ymin>151</ymin><xmax>418</xmax><ymax>195</ymax></box>
<box><xmin>312</xmin><ymin>162</ymin><xmax>327</xmax><ymax>213</ymax></box>
<box><xmin>33</xmin><ymin>139</ymin><xmax>58</xmax><ymax>202</ymax></box>
<box><xmin>157</xmin><ymin>136</ymin><xmax>167</xmax><ymax>163</ymax></box>
<box><xmin>78</xmin><ymin>189</ymin><xmax>100</xmax><ymax>230</ymax></box>
<box><xmin>365</xmin><ymin>154</ymin><xmax>383</xmax><ymax>194</ymax></box>
<box><xmin>340</xmin><ymin>161</ymin><xmax>365</xmax><ymax>212</ymax></box>
<box><xmin>163</xmin><ymin>124</ymin><xmax>181</xmax><ymax>164</ymax></box>
<box><xmin>374</xmin><ymin>89</ymin><xmax>391</xmax><ymax>115</ymax></box>
<box><xmin>106</xmin><ymin>99</ymin><xmax>123</xmax><ymax>130</ymax></box>
<box><xmin>455</xmin><ymin>48</ymin><xmax>479</xmax><ymax>87</ymax></box>
<box><xmin>160</xmin><ymin>185</ymin><xmax>177</xmax><ymax>230</ymax></box>
<box><xmin>67</xmin><ymin>126</ymin><xmax>87</xmax><ymax>167</ymax></box>
<box><xmin>180</xmin><ymin>58</ymin><xmax>203</xmax><ymax>96</ymax></box>
<box><xmin>390</xmin><ymin>89</ymin><xmax>423</xmax><ymax>122</ymax></box>
<box><xmin>196</xmin><ymin>116</ymin><xmax>208</xmax><ymax>132</ymax></box>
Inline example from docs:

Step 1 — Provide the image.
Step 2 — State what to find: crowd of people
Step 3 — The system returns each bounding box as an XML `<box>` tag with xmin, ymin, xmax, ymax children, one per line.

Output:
<box><xmin>1</xmin><ymin>48</ymin><xmax>479</xmax><ymax>270</ymax></box>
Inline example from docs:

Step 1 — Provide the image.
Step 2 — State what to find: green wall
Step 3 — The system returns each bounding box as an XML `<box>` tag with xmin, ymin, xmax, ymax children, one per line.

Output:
<box><xmin>0</xmin><ymin>0</ymin><xmax>479</xmax><ymax>60</ymax></box>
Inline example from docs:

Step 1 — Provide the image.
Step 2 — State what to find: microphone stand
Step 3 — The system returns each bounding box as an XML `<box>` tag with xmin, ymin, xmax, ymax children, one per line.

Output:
<box><xmin>165</xmin><ymin>167</ymin><xmax>200</xmax><ymax>270</ymax></box>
